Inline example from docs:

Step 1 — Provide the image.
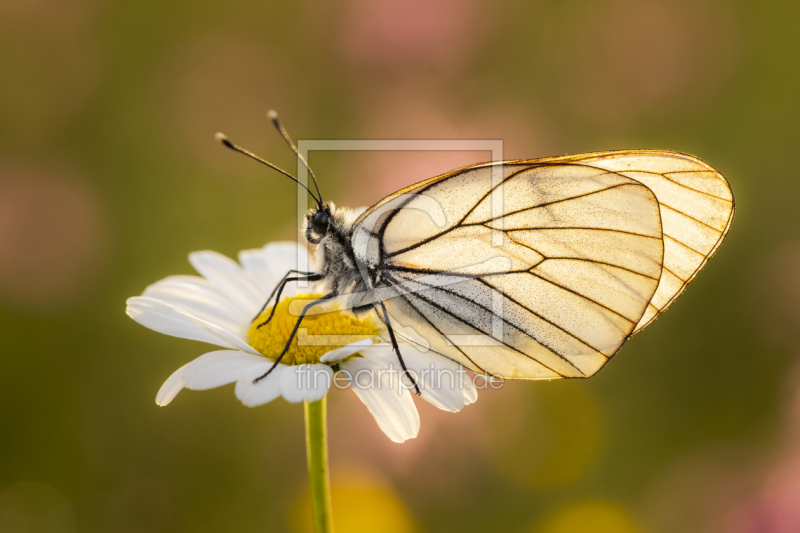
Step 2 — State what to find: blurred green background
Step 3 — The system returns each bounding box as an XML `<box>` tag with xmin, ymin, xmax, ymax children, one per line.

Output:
<box><xmin>2</xmin><ymin>0</ymin><xmax>800</xmax><ymax>531</ymax></box>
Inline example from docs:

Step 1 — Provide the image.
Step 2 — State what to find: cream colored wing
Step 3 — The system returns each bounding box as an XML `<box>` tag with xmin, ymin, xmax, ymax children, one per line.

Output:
<box><xmin>353</xmin><ymin>156</ymin><xmax>667</xmax><ymax>379</ymax></box>
<box><xmin>560</xmin><ymin>151</ymin><xmax>735</xmax><ymax>333</ymax></box>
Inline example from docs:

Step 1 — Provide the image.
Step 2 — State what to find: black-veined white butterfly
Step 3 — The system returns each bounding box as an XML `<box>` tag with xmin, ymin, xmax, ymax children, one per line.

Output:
<box><xmin>216</xmin><ymin>112</ymin><xmax>734</xmax><ymax>390</ymax></box>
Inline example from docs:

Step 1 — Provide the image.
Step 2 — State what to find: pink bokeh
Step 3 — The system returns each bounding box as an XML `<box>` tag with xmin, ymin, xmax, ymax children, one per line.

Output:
<box><xmin>339</xmin><ymin>0</ymin><xmax>485</xmax><ymax>71</ymax></box>
<box><xmin>344</xmin><ymin>87</ymin><xmax>553</xmax><ymax>206</ymax></box>
<box><xmin>719</xmin><ymin>368</ymin><xmax>800</xmax><ymax>533</ymax></box>
<box><xmin>0</xmin><ymin>163</ymin><xmax>108</xmax><ymax>311</ymax></box>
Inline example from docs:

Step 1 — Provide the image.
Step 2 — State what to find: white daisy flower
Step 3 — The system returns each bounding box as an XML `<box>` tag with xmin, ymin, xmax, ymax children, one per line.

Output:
<box><xmin>126</xmin><ymin>241</ymin><xmax>477</xmax><ymax>443</ymax></box>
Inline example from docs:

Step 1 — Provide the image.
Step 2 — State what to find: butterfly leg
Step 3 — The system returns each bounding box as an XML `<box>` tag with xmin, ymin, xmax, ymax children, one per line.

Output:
<box><xmin>253</xmin><ymin>292</ymin><xmax>335</xmax><ymax>383</ymax></box>
<box><xmin>377</xmin><ymin>301</ymin><xmax>421</xmax><ymax>395</ymax></box>
<box><xmin>254</xmin><ymin>271</ymin><xmax>323</xmax><ymax>327</ymax></box>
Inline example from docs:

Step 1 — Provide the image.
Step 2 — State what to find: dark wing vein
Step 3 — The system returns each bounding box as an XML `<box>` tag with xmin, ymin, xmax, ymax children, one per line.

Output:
<box><xmin>455</xmin><ymin>165</ymin><xmax>538</xmax><ymax>226</ymax></box>
<box><xmin>538</xmin><ymin>257</ymin><xmax>660</xmax><ymax>281</ymax></box>
<box><xmin>388</xmin><ymin>272</ymin><xmax>580</xmax><ymax>377</ymax></box>
<box><xmin>506</xmin><ymin>227</ymin><xmax>661</xmax><ymax>239</ymax></box>
<box><xmin>576</xmin><ymin>163</ymin><xmax>728</xmax><ymax>233</ymax></box>
<box><xmin>524</xmin><ymin>269</ymin><xmax>634</xmax><ymax>327</ymax></box>
<box><xmin>663</xmin><ymin>234</ymin><xmax>705</xmax><ymax>256</ymax></box>
<box><xmin>661</xmin><ymin>264</ymin><xmax>684</xmax><ymax>281</ymax></box>
<box><xmin>383</xmin><ymin>285</ymin><xmax>489</xmax><ymax>374</ymax></box>
<box><xmin>630</xmin><ymin>169</ymin><xmax>733</xmax><ymax>202</ymax></box>
<box><xmin>471</xmin><ymin>277</ymin><xmax>611</xmax><ymax>359</ymax></box>
<box><xmin>386</xmin><ymin>176</ymin><xmax>629</xmax><ymax>259</ymax></box>
<box><xmin>382</xmin><ymin>264</ymin><xmax>529</xmax><ymax>278</ymax></box>
<box><xmin>658</xmin><ymin>203</ymin><xmax>724</xmax><ymax>232</ymax></box>
<box><xmin>465</xmin><ymin>182</ymin><xmax>631</xmax><ymax>227</ymax></box>
<box><xmin>374</xmin><ymin>162</ymin><xmax>523</xmax><ymax>246</ymax></box>
<box><xmin>392</xmin><ymin>271</ymin><xmax>596</xmax><ymax>363</ymax></box>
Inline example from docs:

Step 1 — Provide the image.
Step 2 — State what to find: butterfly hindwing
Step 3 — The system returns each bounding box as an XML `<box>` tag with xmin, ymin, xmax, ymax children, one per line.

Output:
<box><xmin>568</xmin><ymin>152</ymin><xmax>735</xmax><ymax>333</ymax></box>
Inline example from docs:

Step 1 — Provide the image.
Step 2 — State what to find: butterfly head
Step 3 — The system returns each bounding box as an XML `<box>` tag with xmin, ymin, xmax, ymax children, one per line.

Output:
<box><xmin>305</xmin><ymin>203</ymin><xmax>332</xmax><ymax>244</ymax></box>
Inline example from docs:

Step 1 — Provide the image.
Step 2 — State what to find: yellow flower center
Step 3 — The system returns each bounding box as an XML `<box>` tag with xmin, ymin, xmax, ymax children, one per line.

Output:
<box><xmin>248</xmin><ymin>293</ymin><xmax>382</xmax><ymax>365</ymax></box>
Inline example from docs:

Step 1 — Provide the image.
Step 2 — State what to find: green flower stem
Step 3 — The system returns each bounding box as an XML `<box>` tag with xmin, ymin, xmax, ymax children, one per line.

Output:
<box><xmin>304</xmin><ymin>397</ymin><xmax>333</xmax><ymax>533</ymax></box>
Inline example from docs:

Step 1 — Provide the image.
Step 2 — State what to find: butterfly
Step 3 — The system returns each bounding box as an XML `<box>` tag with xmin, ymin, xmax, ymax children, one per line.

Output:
<box><xmin>216</xmin><ymin>111</ymin><xmax>734</xmax><ymax>389</ymax></box>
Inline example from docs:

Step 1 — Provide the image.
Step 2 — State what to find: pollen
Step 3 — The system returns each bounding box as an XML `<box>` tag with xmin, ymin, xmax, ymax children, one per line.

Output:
<box><xmin>248</xmin><ymin>293</ymin><xmax>382</xmax><ymax>366</ymax></box>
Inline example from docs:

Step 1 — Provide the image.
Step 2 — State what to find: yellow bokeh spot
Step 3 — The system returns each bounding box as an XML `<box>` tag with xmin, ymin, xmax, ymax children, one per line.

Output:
<box><xmin>291</xmin><ymin>469</ymin><xmax>416</xmax><ymax>533</ymax></box>
<box><xmin>248</xmin><ymin>293</ymin><xmax>381</xmax><ymax>365</ymax></box>
<box><xmin>537</xmin><ymin>500</ymin><xmax>640</xmax><ymax>533</ymax></box>
<box><xmin>489</xmin><ymin>383</ymin><xmax>605</xmax><ymax>489</ymax></box>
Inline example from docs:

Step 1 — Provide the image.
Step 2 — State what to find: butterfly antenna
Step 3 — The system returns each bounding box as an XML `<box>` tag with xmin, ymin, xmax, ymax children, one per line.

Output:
<box><xmin>267</xmin><ymin>110</ymin><xmax>324</xmax><ymax>205</ymax></box>
<box><xmin>214</xmin><ymin>132</ymin><xmax>321</xmax><ymax>205</ymax></box>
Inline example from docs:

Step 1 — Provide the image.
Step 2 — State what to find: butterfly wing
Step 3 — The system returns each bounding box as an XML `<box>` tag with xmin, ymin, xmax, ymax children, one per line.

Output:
<box><xmin>352</xmin><ymin>150</ymin><xmax>733</xmax><ymax>379</ymax></box>
<box><xmin>569</xmin><ymin>151</ymin><xmax>735</xmax><ymax>333</ymax></box>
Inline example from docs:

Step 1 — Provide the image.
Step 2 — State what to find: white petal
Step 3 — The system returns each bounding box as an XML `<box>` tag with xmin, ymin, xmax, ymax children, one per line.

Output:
<box><xmin>363</xmin><ymin>344</ymin><xmax>477</xmax><ymax>412</ymax></box>
<box><xmin>238</xmin><ymin>248</ymin><xmax>276</xmax><ymax>298</ymax></box>
<box><xmin>463</xmin><ymin>379</ymin><xmax>478</xmax><ymax>405</ymax></box>
<box><xmin>340</xmin><ymin>357</ymin><xmax>419</xmax><ymax>443</ymax></box>
<box><xmin>279</xmin><ymin>364</ymin><xmax>333</xmax><ymax>403</ymax></box>
<box><xmin>189</xmin><ymin>250</ymin><xmax>264</xmax><ymax>316</ymax></box>
<box><xmin>183</xmin><ymin>351</ymin><xmax>266</xmax><ymax>390</ymax></box>
<box><xmin>143</xmin><ymin>275</ymin><xmax>249</xmax><ymax>337</ymax></box>
<box><xmin>127</xmin><ymin>296</ymin><xmax>224</xmax><ymax>346</ymax></box>
<box><xmin>262</xmin><ymin>242</ymin><xmax>313</xmax><ymax>297</ymax></box>
<box><xmin>319</xmin><ymin>339</ymin><xmax>375</xmax><ymax>363</ymax></box>
<box><xmin>235</xmin><ymin>363</ymin><xmax>286</xmax><ymax>407</ymax></box>
<box><xmin>155</xmin><ymin>350</ymin><xmax>265</xmax><ymax>406</ymax></box>
<box><xmin>156</xmin><ymin>363</ymin><xmax>190</xmax><ymax>406</ymax></box>
<box><xmin>160</xmin><ymin>302</ymin><xmax>260</xmax><ymax>355</ymax></box>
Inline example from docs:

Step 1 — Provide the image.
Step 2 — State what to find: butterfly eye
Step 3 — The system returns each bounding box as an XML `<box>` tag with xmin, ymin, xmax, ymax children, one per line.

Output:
<box><xmin>312</xmin><ymin>211</ymin><xmax>329</xmax><ymax>235</ymax></box>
